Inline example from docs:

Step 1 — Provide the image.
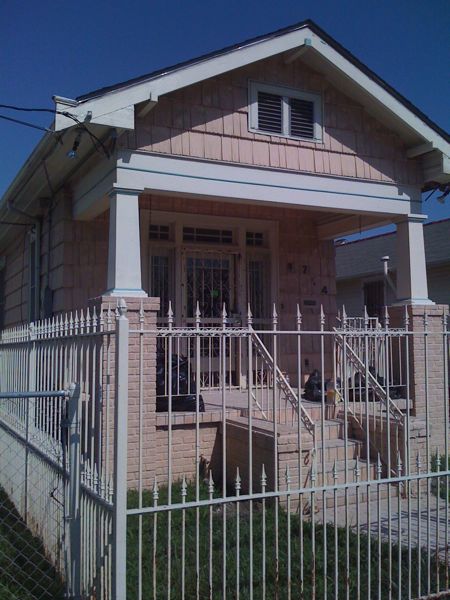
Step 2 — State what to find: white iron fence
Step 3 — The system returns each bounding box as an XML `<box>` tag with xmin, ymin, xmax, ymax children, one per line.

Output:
<box><xmin>0</xmin><ymin>301</ymin><xmax>449</xmax><ymax>599</ymax></box>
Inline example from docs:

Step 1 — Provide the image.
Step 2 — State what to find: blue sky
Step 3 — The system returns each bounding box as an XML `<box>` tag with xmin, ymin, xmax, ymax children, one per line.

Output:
<box><xmin>1</xmin><ymin>0</ymin><xmax>449</xmax><ymax>229</ymax></box>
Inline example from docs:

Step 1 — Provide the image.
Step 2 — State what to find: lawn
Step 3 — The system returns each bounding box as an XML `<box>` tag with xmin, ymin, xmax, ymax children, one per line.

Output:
<box><xmin>127</xmin><ymin>482</ymin><xmax>448</xmax><ymax>599</ymax></box>
<box><xmin>0</xmin><ymin>487</ymin><xmax>64</xmax><ymax>600</ymax></box>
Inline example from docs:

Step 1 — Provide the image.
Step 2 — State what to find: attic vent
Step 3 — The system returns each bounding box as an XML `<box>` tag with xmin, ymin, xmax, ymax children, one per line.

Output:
<box><xmin>290</xmin><ymin>97</ymin><xmax>314</xmax><ymax>139</ymax></box>
<box><xmin>257</xmin><ymin>92</ymin><xmax>282</xmax><ymax>134</ymax></box>
<box><xmin>249</xmin><ymin>81</ymin><xmax>322</xmax><ymax>142</ymax></box>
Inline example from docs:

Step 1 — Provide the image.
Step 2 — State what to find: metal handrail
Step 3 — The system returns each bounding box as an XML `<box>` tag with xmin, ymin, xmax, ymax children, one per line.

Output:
<box><xmin>250</xmin><ymin>329</ymin><xmax>315</xmax><ymax>437</ymax></box>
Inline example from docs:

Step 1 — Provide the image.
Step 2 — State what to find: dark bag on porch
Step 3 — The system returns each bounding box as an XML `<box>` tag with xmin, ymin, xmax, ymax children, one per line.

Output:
<box><xmin>156</xmin><ymin>348</ymin><xmax>204</xmax><ymax>411</ymax></box>
<box><xmin>156</xmin><ymin>393</ymin><xmax>205</xmax><ymax>412</ymax></box>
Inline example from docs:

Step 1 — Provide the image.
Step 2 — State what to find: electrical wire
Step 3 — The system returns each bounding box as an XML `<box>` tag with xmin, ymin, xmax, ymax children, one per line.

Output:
<box><xmin>0</xmin><ymin>104</ymin><xmax>55</xmax><ymax>114</ymax></box>
<box><xmin>0</xmin><ymin>103</ymin><xmax>110</xmax><ymax>158</ymax></box>
<box><xmin>0</xmin><ymin>113</ymin><xmax>54</xmax><ymax>133</ymax></box>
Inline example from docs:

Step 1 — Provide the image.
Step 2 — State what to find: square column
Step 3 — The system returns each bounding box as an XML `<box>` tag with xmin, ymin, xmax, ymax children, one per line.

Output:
<box><xmin>105</xmin><ymin>189</ymin><xmax>147</xmax><ymax>297</ymax></box>
<box><xmin>395</xmin><ymin>216</ymin><xmax>433</xmax><ymax>305</ymax></box>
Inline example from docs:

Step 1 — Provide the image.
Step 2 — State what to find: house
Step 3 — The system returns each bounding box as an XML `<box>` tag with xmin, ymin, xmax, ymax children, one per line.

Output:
<box><xmin>0</xmin><ymin>21</ymin><xmax>449</xmax><ymax>597</ymax></box>
<box><xmin>0</xmin><ymin>19</ymin><xmax>448</xmax><ymax>335</ymax></box>
<box><xmin>336</xmin><ymin>218</ymin><xmax>450</xmax><ymax>317</ymax></box>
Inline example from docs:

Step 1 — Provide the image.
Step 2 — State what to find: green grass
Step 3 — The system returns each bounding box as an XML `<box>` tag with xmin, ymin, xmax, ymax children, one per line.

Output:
<box><xmin>0</xmin><ymin>487</ymin><xmax>64</xmax><ymax>600</ymax></box>
<box><xmin>431</xmin><ymin>454</ymin><xmax>450</xmax><ymax>503</ymax></box>
<box><xmin>127</xmin><ymin>483</ymin><xmax>448</xmax><ymax>599</ymax></box>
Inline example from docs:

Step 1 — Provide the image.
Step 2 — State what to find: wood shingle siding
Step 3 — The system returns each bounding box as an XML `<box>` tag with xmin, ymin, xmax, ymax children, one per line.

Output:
<box><xmin>131</xmin><ymin>55</ymin><xmax>422</xmax><ymax>185</ymax></box>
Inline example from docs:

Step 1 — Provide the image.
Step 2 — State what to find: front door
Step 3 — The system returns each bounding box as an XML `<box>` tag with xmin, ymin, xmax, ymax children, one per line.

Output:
<box><xmin>181</xmin><ymin>250</ymin><xmax>238</xmax><ymax>387</ymax></box>
<box><xmin>183</xmin><ymin>251</ymin><xmax>236</xmax><ymax>322</ymax></box>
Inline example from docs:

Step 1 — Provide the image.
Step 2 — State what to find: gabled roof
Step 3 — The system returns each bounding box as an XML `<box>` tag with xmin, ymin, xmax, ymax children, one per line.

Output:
<box><xmin>53</xmin><ymin>19</ymin><xmax>449</xmax><ymax>170</ymax></box>
<box><xmin>335</xmin><ymin>218</ymin><xmax>450</xmax><ymax>280</ymax></box>
<box><xmin>74</xmin><ymin>19</ymin><xmax>449</xmax><ymax>145</ymax></box>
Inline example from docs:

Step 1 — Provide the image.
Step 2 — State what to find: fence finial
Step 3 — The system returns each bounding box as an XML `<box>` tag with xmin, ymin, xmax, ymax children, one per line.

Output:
<box><xmin>247</xmin><ymin>303</ymin><xmax>253</xmax><ymax>327</ymax></box>
<box><xmin>296</xmin><ymin>304</ymin><xmax>302</xmax><ymax>329</ymax></box>
<box><xmin>181</xmin><ymin>475</ymin><xmax>187</xmax><ymax>501</ymax></box>
<box><xmin>383</xmin><ymin>305</ymin><xmax>390</xmax><ymax>328</ymax></box>
<box><xmin>117</xmin><ymin>298</ymin><xmax>127</xmax><ymax>317</ymax></box>
<box><xmin>261</xmin><ymin>464</ymin><xmax>267</xmax><ymax>491</ymax></box>
<box><xmin>435</xmin><ymin>451</ymin><xmax>441</xmax><ymax>471</ymax></box>
<box><xmin>376</xmin><ymin>453</ymin><xmax>382</xmax><ymax>479</ymax></box>
<box><xmin>397</xmin><ymin>452</ymin><xmax>402</xmax><ymax>476</ymax></box>
<box><xmin>195</xmin><ymin>301</ymin><xmax>201</xmax><ymax>329</ymax></box>
<box><xmin>320</xmin><ymin>304</ymin><xmax>325</xmax><ymax>329</ymax></box>
<box><xmin>222</xmin><ymin>303</ymin><xmax>227</xmax><ymax>328</ymax></box>
<box><xmin>285</xmin><ymin>465</ymin><xmax>291</xmax><ymax>490</ymax></box>
<box><xmin>403</xmin><ymin>304</ymin><xmax>409</xmax><ymax>328</ymax></box>
<box><xmin>342</xmin><ymin>305</ymin><xmax>347</xmax><ymax>328</ymax></box>
<box><xmin>152</xmin><ymin>477</ymin><xmax>159</xmax><ymax>503</ymax></box>
<box><xmin>235</xmin><ymin>467</ymin><xmax>241</xmax><ymax>494</ymax></box>
<box><xmin>363</xmin><ymin>305</ymin><xmax>369</xmax><ymax>328</ymax></box>
<box><xmin>208</xmin><ymin>471</ymin><xmax>214</xmax><ymax>497</ymax></box>
<box><xmin>310</xmin><ymin>450</ymin><xmax>317</xmax><ymax>484</ymax></box>
<box><xmin>272</xmin><ymin>303</ymin><xmax>278</xmax><ymax>330</ymax></box>
<box><xmin>332</xmin><ymin>460</ymin><xmax>338</xmax><ymax>482</ymax></box>
<box><xmin>167</xmin><ymin>301</ymin><xmax>174</xmax><ymax>328</ymax></box>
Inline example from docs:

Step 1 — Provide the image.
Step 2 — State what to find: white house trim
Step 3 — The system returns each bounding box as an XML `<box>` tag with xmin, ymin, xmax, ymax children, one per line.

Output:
<box><xmin>104</xmin><ymin>189</ymin><xmax>147</xmax><ymax>298</ymax></box>
<box><xmin>53</xmin><ymin>23</ymin><xmax>450</xmax><ymax>173</ymax></box>
<box><xmin>72</xmin><ymin>152</ymin><xmax>422</xmax><ymax>223</ymax></box>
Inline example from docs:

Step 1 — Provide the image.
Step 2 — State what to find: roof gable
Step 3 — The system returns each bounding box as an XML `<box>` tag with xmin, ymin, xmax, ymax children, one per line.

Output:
<box><xmin>54</xmin><ymin>20</ymin><xmax>449</xmax><ymax>165</ymax></box>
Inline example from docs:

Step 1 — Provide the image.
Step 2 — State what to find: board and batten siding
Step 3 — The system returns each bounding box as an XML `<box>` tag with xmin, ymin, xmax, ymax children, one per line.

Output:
<box><xmin>129</xmin><ymin>54</ymin><xmax>422</xmax><ymax>186</ymax></box>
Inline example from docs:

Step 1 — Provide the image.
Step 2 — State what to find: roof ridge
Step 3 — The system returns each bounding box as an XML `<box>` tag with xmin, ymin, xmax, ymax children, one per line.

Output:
<box><xmin>74</xmin><ymin>19</ymin><xmax>449</xmax><ymax>143</ymax></box>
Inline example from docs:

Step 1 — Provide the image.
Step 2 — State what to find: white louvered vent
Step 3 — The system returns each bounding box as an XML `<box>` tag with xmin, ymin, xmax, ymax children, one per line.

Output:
<box><xmin>290</xmin><ymin>97</ymin><xmax>314</xmax><ymax>139</ymax></box>
<box><xmin>249</xmin><ymin>81</ymin><xmax>322</xmax><ymax>142</ymax></box>
<box><xmin>257</xmin><ymin>91</ymin><xmax>283</xmax><ymax>134</ymax></box>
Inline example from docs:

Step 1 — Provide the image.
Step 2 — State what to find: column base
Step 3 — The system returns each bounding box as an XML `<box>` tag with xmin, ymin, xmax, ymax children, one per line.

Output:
<box><xmin>102</xmin><ymin>288</ymin><xmax>148</xmax><ymax>298</ymax></box>
<box><xmin>393</xmin><ymin>297</ymin><xmax>435</xmax><ymax>306</ymax></box>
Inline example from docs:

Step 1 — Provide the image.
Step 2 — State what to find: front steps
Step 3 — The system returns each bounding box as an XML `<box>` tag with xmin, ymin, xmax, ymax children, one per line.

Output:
<box><xmin>224</xmin><ymin>398</ymin><xmax>393</xmax><ymax>508</ymax></box>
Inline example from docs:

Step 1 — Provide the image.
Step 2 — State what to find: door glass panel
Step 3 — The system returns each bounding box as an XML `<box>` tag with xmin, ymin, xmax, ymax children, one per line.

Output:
<box><xmin>151</xmin><ymin>255</ymin><xmax>170</xmax><ymax>318</ymax></box>
<box><xmin>186</xmin><ymin>255</ymin><xmax>232</xmax><ymax>319</ymax></box>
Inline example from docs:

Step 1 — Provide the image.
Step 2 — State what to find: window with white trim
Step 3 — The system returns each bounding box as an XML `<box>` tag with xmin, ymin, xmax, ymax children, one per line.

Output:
<box><xmin>249</xmin><ymin>81</ymin><xmax>323</xmax><ymax>142</ymax></box>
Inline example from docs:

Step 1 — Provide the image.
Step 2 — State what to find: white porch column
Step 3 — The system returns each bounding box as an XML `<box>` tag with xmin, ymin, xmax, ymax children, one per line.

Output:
<box><xmin>395</xmin><ymin>216</ymin><xmax>433</xmax><ymax>305</ymax></box>
<box><xmin>104</xmin><ymin>189</ymin><xmax>147</xmax><ymax>297</ymax></box>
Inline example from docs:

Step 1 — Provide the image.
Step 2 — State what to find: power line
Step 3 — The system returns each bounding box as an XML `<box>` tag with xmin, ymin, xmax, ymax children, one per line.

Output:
<box><xmin>0</xmin><ymin>104</ymin><xmax>55</xmax><ymax>114</ymax></box>
<box><xmin>0</xmin><ymin>103</ymin><xmax>110</xmax><ymax>158</ymax></box>
<box><xmin>0</xmin><ymin>113</ymin><xmax>54</xmax><ymax>133</ymax></box>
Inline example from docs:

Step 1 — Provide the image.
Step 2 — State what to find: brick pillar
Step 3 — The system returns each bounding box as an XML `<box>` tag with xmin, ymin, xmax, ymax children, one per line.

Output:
<box><xmin>390</xmin><ymin>304</ymin><xmax>449</xmax><ymax>469</ymax></box>
<box><xmin>89</xmin><ymin>295</ymin><xmax>160</xmax><ymax>489</ymax></box>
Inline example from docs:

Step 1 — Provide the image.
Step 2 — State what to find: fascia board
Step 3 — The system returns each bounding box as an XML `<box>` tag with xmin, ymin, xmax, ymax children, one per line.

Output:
<box><xmin>53</xmin><ymin>26</ymin><xmax>449</xmax><ymax>158</ymax></box>
<box><xmin>114</xmin><ymin>151</ymin><xmax>420</xmax><ymax>216</ymax></box>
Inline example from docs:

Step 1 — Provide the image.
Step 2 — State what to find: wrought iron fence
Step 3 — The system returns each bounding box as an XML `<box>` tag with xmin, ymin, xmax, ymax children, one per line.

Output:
<box><xmin>124</xmin><ymin>301</ymin><xmax>450</xmax><ymax>600</ymax></box>
<box><xmin>0</xmin><ymin>301</ymin><xmax>449</xmax><ymax>599</ymax></box>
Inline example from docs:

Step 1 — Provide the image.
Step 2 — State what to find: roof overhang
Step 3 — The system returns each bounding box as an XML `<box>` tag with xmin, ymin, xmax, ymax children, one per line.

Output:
<box><xmin>52</xmin><ymin>22</ymin><xmax>449</xmax><ymax>185</ymax></box>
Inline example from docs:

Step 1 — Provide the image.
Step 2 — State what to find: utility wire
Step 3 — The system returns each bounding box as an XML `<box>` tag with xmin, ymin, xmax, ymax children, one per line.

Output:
<box><xmin>0</xmin><ymin>104</ymin><xmax>55</xmax><ymax>114</ymax></box>
<box><xmin>0</xmin><ymin>103</ymin><xmax>110</xmax><ymax>158</ymax></box>
<box><xmin>0</xmin><ymin>113</ymin><xmax>54</xmax><ymax>133</ymax></box>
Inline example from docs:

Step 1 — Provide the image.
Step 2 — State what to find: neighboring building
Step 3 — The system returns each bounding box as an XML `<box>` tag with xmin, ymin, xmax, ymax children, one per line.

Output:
<box><xmin>0</xmin><ymin>19</ymin><xmax>448</xmax><ymax>358</ymax></box>
<box><xmin>336</xmin><ymin>218</ymin><xmax>450</xmax><ymax>317</ymax></box>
